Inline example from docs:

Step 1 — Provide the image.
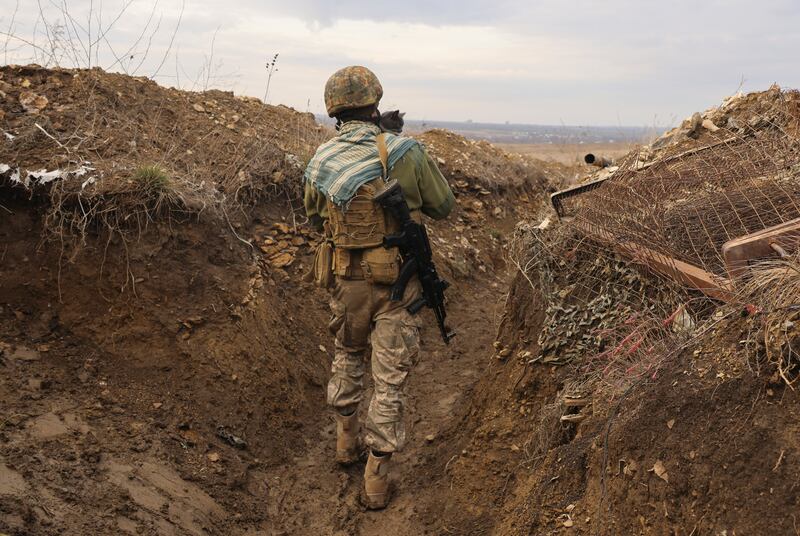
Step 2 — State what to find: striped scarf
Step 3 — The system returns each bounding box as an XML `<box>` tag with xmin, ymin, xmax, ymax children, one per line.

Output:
<box><xmin>304</xmin><ymin>121</ymin><xmax>419</xmax><ymax>206</ymax></box>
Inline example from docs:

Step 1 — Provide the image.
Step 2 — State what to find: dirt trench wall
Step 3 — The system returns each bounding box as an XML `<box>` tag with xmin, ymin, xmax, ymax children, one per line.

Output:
<box><xmin>435</xmin><ymin>251</ymin><xmax>800</xmax><ymax>536</ymax></box>
<box><xmin>483</xmin><ymin>351</ymin><xmax>800</xmax><ymax>536</ymax></box>
<box><xmin>422</xmin><ymin>271</ymin><xmax>555</xmax><ymax>534</ymax></box>
<box><xmin>2</xmin><ymin>195</ymin><xmax>332</xmax><ymax>454</ymax></box>
<box><xmin>0</xmin><ymin>194</ymin><xmax>335</xmax><ymax>533</ymax></box>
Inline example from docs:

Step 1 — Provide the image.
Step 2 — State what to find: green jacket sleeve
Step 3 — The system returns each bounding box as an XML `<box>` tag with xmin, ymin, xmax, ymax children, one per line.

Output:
<box><xmin>391</xmin><ymin>144</ymin><xmax>455</xmax><ymax>220</ymax></box>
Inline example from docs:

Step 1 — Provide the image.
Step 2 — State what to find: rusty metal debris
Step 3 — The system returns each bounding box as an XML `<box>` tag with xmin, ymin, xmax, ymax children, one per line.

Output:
<box><xmin>722</xmin><ymin>218</ymin><xmax>800</xmax><ymax>279</ymax></box>
<box><xmin>584</xmin><ymin>153</ymin><xmax>612</xmax><ymax>168</ymax></box>
<box><xmin>550</xmin><ymin>176</ymin><xmax>612</xmax><ymax>218</ymax></box>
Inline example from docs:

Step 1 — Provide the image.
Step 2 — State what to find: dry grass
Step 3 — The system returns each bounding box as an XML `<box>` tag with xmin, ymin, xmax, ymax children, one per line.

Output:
<box><xmin>522</xmin><ymin>402</ymin><xmax>568</xmax><ymax>464</ymax></box>
<box><xmin>737</xmin><ymin>256</ymin><xmax>800</xmax><ymax>385</ymax></box>
<box><xmin>132</xmin><ymin>165</ymin><xmax>172</xmax><ymax>193</ymax></box>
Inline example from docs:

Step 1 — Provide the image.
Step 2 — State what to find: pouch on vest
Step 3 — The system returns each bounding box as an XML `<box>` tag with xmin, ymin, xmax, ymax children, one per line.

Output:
<box><xmin>333</xmin><ymin>247</ymin><xmax>356</xmax><ymax>278</ymax></box>
<box><xmin>326</xmin><ymin>133</ymin><xmax>401</xmax><ymax>284</ymax></box>
<box><xmin>312</xmin><ymin>240</ymin><xmax>335</xmax><ymax>289</ymax></box>
<box><xmin>360</xmin><ymin>246</ymin><xmax>401</xmax><ymax>285</ymax></box>
<box><xmin>326</xmin><ymin>179</ymin><xmax>391</xmax><ymax>250</ymax></box>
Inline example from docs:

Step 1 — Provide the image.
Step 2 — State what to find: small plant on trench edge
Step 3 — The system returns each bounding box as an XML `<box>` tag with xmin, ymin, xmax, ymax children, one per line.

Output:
<box><xmin>132</xmin><ymin>165</ymin><xmax>172</xmax><ymax>194</ymax></box>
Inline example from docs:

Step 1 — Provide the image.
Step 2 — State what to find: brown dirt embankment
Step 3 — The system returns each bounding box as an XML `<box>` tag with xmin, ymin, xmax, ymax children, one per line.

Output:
<box><xmin>433</xmin><ymin>87</ymin><xmax>800</xmax><ymax>535</ymax></box>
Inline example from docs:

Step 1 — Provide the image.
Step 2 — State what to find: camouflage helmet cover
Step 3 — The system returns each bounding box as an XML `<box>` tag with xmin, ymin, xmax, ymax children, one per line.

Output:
<box><xmin>324</xmin><ymin>66</ymin><xmax>383</xmax><ymax>117</ymax></box>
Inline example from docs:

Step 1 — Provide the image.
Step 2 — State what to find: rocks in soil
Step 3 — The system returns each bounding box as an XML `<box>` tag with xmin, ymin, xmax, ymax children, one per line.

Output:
<box><xmin>270</xmin><ymin>252</ymin><xmax>294</xmax><ymax>269</ymax></box>
<box><xmin>650</xmin><ymin>459</ymin><xmax>669</xmax><ymax>482</ymax></box>
<box><xmin>9</xmin><ymin>345</ymin><xmax>40</xmax><ymax>362</ymax></box>
<box><xmin>27</xmin><ymin>377</ymin><xmax>51</xmax><ymax>391</ymax></box>
<box><xmin>258</xmin><ymin>222</ymin><xmax>318</xmax><ymax>270</ymax></box>
<box><xmin>19</xmin><ymin>91</ymin><xmax>48</xmax><ymax>113</ymax></box>
<box><xmin>216</xmin><ymin>426</ymin><xmax>247</xmax><ymax>450</ymax></box>
<box><xmin>640</xmin><ymin>86</ymin><xmax>794</xmax><ymax>156</ymax></box>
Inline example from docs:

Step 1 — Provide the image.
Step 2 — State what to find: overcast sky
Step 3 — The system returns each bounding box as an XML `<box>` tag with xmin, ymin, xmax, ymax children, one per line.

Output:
<box><xmin>2</xmin><ymin>0</ymin><xmax>799</xmax><ymax>126</ymax></box>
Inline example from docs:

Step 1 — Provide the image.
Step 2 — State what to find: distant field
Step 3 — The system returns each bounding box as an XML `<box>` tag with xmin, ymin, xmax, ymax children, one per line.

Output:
<box><xmin>496</xmin><ymin>141</ymin><xmax>637</xmax><ymax>166</ymax></box>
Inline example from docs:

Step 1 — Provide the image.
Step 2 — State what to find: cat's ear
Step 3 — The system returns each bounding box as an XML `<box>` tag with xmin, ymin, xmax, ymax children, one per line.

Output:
<box><xmin>390</xmin><ymin>110</ymin><xmax>400</xmax><ymax>119</ymax></box>
<box><xmin>399</xmin><ymin>112</ymin><xmax>405</xmax><ymax>119</ymax></box>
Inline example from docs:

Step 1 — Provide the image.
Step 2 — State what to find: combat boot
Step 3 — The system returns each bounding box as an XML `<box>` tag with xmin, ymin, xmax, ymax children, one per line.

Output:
<box><xmin>363</xmin><ymin>451</ymin><xmax>392</xmax><ymax>509</ymax></box>
<box><xmin>334</xmin><ymin>411</ymin><xmax>361</xmax><ymax>465</ymax></box>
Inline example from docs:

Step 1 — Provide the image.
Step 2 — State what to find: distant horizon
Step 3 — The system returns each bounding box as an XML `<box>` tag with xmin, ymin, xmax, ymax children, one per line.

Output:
<box><xmin>314</xmin><ymin>114</ymin><xmax>657</xmax><ymax>130</ymax></box>
<box><xmin>314</xmin><ymin>113</ymin><xmax>653</xmax><ymax>144</ymax></box>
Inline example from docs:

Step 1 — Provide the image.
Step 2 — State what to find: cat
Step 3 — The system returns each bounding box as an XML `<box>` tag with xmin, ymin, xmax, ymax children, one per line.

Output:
<box><xmin>380</xmin><ymin>110</ymin><xmax>405</xmax><ymax>134</ymax></box>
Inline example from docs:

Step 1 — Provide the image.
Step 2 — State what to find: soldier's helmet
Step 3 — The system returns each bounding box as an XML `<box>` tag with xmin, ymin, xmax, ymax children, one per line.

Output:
<box><xmin>324</xmin><ymin>66</ymin><xmax>383</xmax><ymax>117</ymax></box>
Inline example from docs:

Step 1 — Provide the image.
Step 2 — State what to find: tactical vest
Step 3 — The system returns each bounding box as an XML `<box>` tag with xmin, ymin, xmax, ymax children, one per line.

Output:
<box><xmin>324</xmin><ymin>133</ymin><xmax>412</xmax><ymax>284</ymax></box>
<box><xmin>325</xmin><ymin>174</ymin><xmax>401</xmax><ymax>283</ymax></box>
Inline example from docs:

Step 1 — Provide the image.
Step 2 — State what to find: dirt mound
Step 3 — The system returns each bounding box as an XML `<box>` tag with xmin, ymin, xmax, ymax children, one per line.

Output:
<box><xmin>0</xmin><ymin>64</ymin><xmax>328</xmax><ymax>239</ymax></box>
<box><xmin>418</xmin><ymin>129</ymin><xmax>551</xmax><ymax>194</ymax></box>
<box><xmin>649</xmin><ymin>85</ymin><xmax>800</xmax><ymax>151</ymax></box>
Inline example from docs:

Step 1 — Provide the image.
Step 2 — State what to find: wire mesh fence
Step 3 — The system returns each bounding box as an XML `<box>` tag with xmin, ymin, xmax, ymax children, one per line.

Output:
<box><xmin>570</xmin><ymin>88</ymin><xmax>800</xmax><ymax>282</ymax></box>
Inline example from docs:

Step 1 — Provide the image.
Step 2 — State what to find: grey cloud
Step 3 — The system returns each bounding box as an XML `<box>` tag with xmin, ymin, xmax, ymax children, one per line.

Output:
<box><xmin>1</xmin><ymin>0</ymin><xmax>799</xmax><ymax>125</ymax></box>
<box><xmin>186</xmin><ymin>0</ymin><xmax>514</xmax><ymax>27</ymax></box>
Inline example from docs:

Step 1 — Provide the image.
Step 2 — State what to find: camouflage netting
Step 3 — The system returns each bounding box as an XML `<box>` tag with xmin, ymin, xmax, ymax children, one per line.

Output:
<box><xmin>510</xmin><ymin>222</ymin><xmax>694</xmax><ymax>396</ymax></box>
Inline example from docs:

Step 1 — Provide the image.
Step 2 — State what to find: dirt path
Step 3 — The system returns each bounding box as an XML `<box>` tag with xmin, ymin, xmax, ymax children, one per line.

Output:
<box><xmin>264</xmin><ymin>274</ymin><xmax>508</xmax><ymax>535</ymax></box>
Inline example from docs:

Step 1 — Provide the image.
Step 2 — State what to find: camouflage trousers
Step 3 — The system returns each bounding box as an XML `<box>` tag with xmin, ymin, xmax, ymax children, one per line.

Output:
<box><xmin>327</xmin><ymin>277</ymin><xmax>422</xmax><ymax>453</ymax></box>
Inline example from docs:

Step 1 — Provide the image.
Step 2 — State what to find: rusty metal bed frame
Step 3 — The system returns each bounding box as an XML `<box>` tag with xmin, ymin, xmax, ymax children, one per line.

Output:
<box><xmin>550</xmin><ymin>172</ymin><xmax>800</xmax><ymax>302</ymax></box>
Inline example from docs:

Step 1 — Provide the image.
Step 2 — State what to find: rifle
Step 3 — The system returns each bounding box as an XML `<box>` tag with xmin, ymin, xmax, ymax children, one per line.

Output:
<box><xmin>375</xmin><ymin>180</ymin><xmax>456</xmax><ymax>344</ymax></box>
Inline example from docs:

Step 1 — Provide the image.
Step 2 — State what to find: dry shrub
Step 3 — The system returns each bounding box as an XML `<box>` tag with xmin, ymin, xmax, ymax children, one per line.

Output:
<box><xmin>737</xmin><ymin>256</ymin><xmax>800</xmax><ymax>385</ymax></box>
<box><xmin>37</xmin><ymin>161</ymin><xmax>217</xmax><ymax>256</ymax></box>
<box><xmin>577</xmin><ymin>307</ymin><xmax>691</xmax><ymax>394</ymax></box>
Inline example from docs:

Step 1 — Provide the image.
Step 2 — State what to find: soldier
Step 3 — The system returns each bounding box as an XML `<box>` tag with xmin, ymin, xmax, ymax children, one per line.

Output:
<box><xmin>304</xmin><ymin>66</ymin><xmax>454</xmax><ymax>509</ymax></box>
